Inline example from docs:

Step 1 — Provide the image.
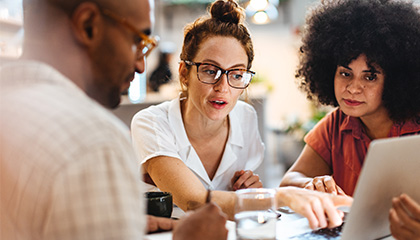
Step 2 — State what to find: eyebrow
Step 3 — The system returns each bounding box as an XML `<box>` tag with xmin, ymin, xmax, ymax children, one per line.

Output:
<box><xmin>201</xmin><ymin>59</ymin><xmax>247</xmax><ymax>69</ymax></box>
<box><xmin>340</xmin><ymin>65</ymin><xmax>381</xmax><ymax>74</ymax></box>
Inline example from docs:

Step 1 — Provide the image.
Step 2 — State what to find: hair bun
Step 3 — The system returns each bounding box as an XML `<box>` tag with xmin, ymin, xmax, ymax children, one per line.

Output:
<box><xmin>210</xmin><ymin>0</ymin><xmax>245</xmax><ymax>24</ymax></box>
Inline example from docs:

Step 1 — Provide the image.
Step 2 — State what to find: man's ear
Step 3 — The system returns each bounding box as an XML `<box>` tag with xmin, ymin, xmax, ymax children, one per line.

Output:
<box><xmin>70</xmin><ymin>2</ymin><xmax>102</xmax><ymax>46</ymax></box>
<box><xmin>179</xmin><ymin>61</ymin><xmax>189</xmax><ymax>86</ymax></box>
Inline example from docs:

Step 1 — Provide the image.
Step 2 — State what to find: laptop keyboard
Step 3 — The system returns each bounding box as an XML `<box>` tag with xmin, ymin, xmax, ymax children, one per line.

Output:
<box><xmin>288</xmin><ymin>223</ymin><xmax>344</xmax><ymax>240</ymax></box>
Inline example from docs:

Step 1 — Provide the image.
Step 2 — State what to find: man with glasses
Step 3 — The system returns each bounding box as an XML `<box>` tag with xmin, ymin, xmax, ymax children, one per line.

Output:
<box><xmin>0</xmin><ymin>0</ymin><xmax>227</xmax><ymax>239</ymax></box>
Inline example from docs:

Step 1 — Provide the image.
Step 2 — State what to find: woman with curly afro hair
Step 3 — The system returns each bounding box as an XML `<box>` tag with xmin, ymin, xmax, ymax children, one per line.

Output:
<box><xmin>280</xmin><ymin>0</ymin><xmax>420</xmax><ymax>237</ymax></box>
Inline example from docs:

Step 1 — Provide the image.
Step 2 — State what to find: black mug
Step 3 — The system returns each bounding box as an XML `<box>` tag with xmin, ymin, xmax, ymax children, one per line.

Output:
<box><xmin>145</xmin><ymin>191</ymin><xmax>173</xmax><ymax>218</ymax></box>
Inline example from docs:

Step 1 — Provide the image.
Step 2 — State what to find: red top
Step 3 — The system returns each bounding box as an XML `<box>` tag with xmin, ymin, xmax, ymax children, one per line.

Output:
<box><xmin>304</xmin><ymin>108</ymin><xmax>420</xmax><ymax>196</ymax></box>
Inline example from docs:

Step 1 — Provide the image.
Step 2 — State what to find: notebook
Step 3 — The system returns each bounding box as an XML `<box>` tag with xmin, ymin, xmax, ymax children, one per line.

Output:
<box><xmin>286</xmin><ymin>134</ymin><xmax>420</xmax><ymax>240</ymax></box>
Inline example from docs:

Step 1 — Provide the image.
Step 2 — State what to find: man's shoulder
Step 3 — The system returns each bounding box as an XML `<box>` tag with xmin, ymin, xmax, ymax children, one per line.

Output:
<box><xmin>3</xmin><ymin>80</ymin><xmax>130</xmax><ymax>155</ymax></box>
<box><xmin>58</xmin><ymin>96</ymin><xmax>130</xmax><ymax>144</ymax></box>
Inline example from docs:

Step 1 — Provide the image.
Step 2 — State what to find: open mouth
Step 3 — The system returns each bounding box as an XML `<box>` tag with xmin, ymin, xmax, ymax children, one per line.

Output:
<box><xmin>210</xmin><ymin>100</ymin><xmax>228</xmax><ymax>109</ymax></box>
<box><xmin>212</xmin><ymin>100</ymin><xmax>226</xmax><ymax>105</ymax></box>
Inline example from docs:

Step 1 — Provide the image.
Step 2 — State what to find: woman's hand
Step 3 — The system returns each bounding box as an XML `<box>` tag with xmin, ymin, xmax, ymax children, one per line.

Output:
<box><xmin>277</xmin><ymin>187</ymin><xmax>353</xmax><ymax>230</ymax></box>
<box><xmin>389</xmin><ymin>194</ymin><xmax>420</xmax><ymax>240</ymax></box>
<box><xmin>231</xmin><ymin>170</ymin><xmax>262</xmax><ymax>191</ymax></box>
<box><xmin>304</xmin><ymin>175</ymin><xmax>347</xmax><ymax>196</ymax></box>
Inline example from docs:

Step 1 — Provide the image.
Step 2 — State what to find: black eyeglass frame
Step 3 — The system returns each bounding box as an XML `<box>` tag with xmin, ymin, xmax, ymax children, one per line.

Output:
<box><xmin>183</xmin><ymin>60</ymin><xmax>255</xmax><ymax>89</ymax></box>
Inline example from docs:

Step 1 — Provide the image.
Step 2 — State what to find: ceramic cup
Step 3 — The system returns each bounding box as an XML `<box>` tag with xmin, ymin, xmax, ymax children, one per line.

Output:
<box><xmin>145</xmin><ymin>191</ymin><xmax>173</xmax><ymax>218</ymax></box>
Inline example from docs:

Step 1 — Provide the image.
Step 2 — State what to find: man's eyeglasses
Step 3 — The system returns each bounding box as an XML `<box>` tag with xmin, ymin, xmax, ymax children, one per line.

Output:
<box><xmin>183</xmin><ymin>60</ymin><xmax>255</xmax><ymax>89</ymax></box>
<box><xmin>101</xmin><ymin>9</ymin><xmax>159</xmax><ymax>59</ymax></box>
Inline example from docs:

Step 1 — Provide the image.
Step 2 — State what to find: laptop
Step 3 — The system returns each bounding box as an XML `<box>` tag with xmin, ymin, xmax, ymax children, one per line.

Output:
<box><xmin>285</xmin><ymin>134</ymin><xmax>420</xmax><ymax>240</ymax></box>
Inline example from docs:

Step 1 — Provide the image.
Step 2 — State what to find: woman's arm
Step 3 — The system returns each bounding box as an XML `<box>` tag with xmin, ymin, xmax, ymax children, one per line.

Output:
<box><xmin>280</xmin><ymin>145</ymin><xmax>346</xmax><ymax>195</ymax></box>
<box><xmin>144</xmin><ymin>154</ymin><xmax>352</xmax><ymax>228</ymax></box>
<box><xmin>143</xmin><ymin>156</ymin><xmax>237</xmax><ymax>219</ymax></box>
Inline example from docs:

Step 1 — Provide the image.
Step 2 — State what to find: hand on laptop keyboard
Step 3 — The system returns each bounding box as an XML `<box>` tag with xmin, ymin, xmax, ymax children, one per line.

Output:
<box><xmin>277</xmin><ymin>187</ymin><xmax>353</xmax><ymax>230</ymax></box>
<box><xmin>289</xmin><ymin>223</ymin><xmax>344</xmax><ymax>240</ymax></box>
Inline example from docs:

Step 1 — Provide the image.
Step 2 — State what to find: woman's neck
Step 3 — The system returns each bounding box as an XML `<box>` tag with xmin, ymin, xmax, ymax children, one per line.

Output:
<box><xmin>360</xmin><ymin>113</ymin><xmax>394</xmax><ymax>140</ymax></box>
<box><xmin>181</xmin><ymin>98</ymin><xmax>230</xmax><ymax>180</ymax></box>
<box><xmin>181</xmin><ymin>99</ymin><xmax>229</xmax><ymax>141</ymax></box>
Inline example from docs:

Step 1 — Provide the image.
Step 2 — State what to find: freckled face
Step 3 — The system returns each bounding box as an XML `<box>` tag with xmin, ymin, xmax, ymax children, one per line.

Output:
<box><xmin>182</xmin><ymin>36</ymin><xmax>248</xmax><ymax>121</ymax></box>
<box><xmin>334</xmin><ymin>54</ymin><xmax>387</xmax><ymax>121</ymax></box>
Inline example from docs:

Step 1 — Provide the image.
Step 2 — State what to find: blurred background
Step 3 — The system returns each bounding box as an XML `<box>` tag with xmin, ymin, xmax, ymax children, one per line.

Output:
<box><xmin>2</xmin><ymin>0</ymin><xmax>395</xmax><ymax>187</ymax></box>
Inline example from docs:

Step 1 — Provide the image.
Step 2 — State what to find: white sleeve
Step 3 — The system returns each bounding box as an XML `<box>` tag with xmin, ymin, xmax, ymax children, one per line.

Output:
<box><xmin>131</xmin><ymin>107</ymin><xmax>181</xmax><ymax>165</ymax></box>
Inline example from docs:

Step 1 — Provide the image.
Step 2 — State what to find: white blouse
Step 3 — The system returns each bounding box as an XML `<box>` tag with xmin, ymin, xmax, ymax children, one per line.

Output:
<box><xmin>131</xmin><ymin>96</ymin><xmax>265</xmax><ymax>191</ymax></box>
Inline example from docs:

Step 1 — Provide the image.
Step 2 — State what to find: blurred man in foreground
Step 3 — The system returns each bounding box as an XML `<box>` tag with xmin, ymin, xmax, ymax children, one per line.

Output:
<box><xmin>0</xmin><ymin>0</ymin><xmax>227</xmax><ymax>239</ymax></box>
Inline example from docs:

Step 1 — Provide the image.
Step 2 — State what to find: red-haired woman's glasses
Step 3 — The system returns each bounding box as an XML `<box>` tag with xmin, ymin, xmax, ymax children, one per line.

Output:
<box><xmin>183</xmin><ymin>60</ymin><xmax>255</xmax><ymax>89</ymax></box>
